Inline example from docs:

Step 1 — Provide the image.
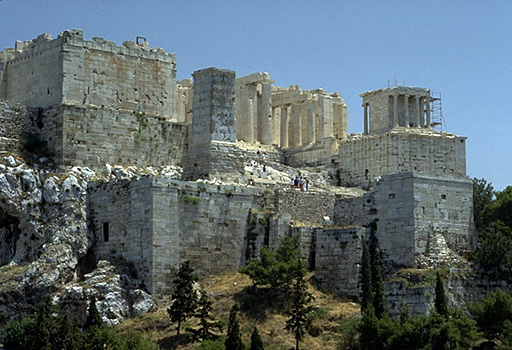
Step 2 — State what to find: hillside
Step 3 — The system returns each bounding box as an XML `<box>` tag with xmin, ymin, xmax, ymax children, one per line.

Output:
<box><xmin>118</xmin><ymin>272</ymin><xmax>360</xmax><ymax>350</ymax></box>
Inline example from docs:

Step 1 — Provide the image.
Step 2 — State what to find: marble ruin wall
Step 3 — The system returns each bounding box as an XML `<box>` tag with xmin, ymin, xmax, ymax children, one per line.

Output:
<box><xmin>0</xmin><ymin>33</ymin><xmax>64</xmax><ymax>108</ymax></box>
<box><xmin>89</xmin><ymin>179</ymin><xmax>155</xmax><ymax>292</ymax></box>
<box><xmin>315</xmin><ymin>227</ymin><xmax>365</xmax><ymax>299</ymax></box>
<box><xmin>184</xmin><ymin>68</ymin><xmax>237</xmax><ymax>180</ymax></box>
<box><xmin>35</xmin><ymin>105</ymin><xmax>187</xmax><ymax>169</ymax></box>
<box><xmin>333</xmin><ymin>173</ymin><xmax>473</xmax><ymax>267</ymax></box>
<box><xmin>337</xmin><ymin>129</ymin><xmax>467</xmax><ymax>188</ymax></box>
<box><xmin>0</xmin><ymin>100</ymin><xmax>27</xmax><ymax>152</ymax></box>
<box><xmin>90</xmin><ymin>177</ymin><xmax>268</xmax><ymax>294</ymax></box>
<box><xmin>0</xmin><ymin>30</ymin><xmax>177</xmax><ymax>116</ymax></box>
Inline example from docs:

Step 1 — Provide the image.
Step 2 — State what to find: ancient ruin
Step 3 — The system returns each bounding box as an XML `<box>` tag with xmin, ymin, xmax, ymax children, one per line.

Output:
<box><xmin>0</xmin><ymin>29</ymin><xmax>476</xmax><ymax>315</ymax></box>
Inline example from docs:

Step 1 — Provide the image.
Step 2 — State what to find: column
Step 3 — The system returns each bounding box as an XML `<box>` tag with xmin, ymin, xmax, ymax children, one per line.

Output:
<box><xmin>425</xmin><ymin>96</ymin><xmax>431</xmax><ymax>128</ymax></box>
<box><xmin>415</xmin><ymin>96</ymin><xmax>421</xmax><ymax>127</ymax></box>
<box><xmin>289</xmin><ymin>103</ymin><xmax>301</xmax><ymax>147</ymax></box>
<box><xmin>247</xmin><ymin>99</ymin><xmax>255</xmax><ymax>142</ymax></box>
<box><xmin>393</xmin><ymin>92</ymin><xmax>398</xmax><ymax>127</ymax></box>
<box><xmin>247</xmin><ymin>84</ymin><xmax>257</xmax><ymax>142</ymax></box>
<box><xmin>259</xmin><ymin>82</ymin><xmax>273</xmax><ymax>144</ymax></box>
<box><xmin>280</xmin><ymin>105</ymin><xmax>289</xmax><ymax>148</ymax></box>
<box><xmin>363</xmin><ymin>103</ymin><xmax>368</xmax><ymax>134</ymax></box>
<box><xmin>307</xmin><ymin>101</ymin><xmax>315</xmax><ymax>144</ymax></box>
<box><xmin>404</xmin><ymin>95</ymin><xmax>409</xmax><ymax>127</ymax></box>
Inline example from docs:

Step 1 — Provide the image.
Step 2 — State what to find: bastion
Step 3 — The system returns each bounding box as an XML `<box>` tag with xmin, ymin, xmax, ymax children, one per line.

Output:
<box><xmin>0</xmin><ymin>29</ymin><xmax>477</xmax><ymax>313</ymax></box>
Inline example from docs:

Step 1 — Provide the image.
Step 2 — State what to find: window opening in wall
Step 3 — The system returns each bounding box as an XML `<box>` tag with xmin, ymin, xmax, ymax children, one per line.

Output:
<box><xmin>441</xmin><ymin>194</ymin><xmax>446</xmax><ymax>200</ymax></box>
<box><xmin>103</xmin><ymin>222</ymin><xmax>110</xmax><ymax>242</ymax></box>
<box><xmin>365</xmin><ymin>169</ymin><xmax>369</xmax><ymax>179</ymax></box>
<box><xmin>389</xmin><ymin>193</ymin><xmax>395</xmax><ymax>199</ymax></box>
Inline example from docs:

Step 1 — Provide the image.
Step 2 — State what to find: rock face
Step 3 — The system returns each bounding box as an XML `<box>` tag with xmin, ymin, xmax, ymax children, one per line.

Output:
<box><xmin>0</xmin><ymin>156</ymin><xmax>155</xmax><ymax>325</ymax></box>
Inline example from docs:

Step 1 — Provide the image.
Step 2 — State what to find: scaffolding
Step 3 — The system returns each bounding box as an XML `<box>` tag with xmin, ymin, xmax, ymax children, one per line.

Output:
<box><xmin>430</xmin><ymin>92</ymin><xmax>446</xmax><ymax>132</ymax></box>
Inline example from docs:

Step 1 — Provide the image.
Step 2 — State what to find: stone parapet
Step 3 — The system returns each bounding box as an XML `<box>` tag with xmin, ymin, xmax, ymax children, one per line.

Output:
<box><xmin>337</xmin><ymin>128</ymin><xmax>467</xmax><ymax>188</ymax></box>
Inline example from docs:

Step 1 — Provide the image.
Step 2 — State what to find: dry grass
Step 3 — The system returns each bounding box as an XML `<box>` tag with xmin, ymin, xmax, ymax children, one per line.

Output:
<box><xmin>117</xmin><ymin>271</ymin><xmax>360</xmax><ymax>350</ymax></box>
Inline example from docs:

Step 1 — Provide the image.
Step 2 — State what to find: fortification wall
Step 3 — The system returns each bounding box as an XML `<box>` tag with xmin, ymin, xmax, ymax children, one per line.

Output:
<box><xmin>334</xmin><ymin>173</ymin><xmax>473</xmax><ymax>267</ymax></box>
<box><xmin>274</xmin><ymin>188</ymin><xmax>337</xmax><ymax>225</ymax></box>
<box><xmin>88</xmin><ymin>179</ymin><xmax>155</xmax><ymax>291</ymax></box>
<box><xmin>37</xmin><ymin>105</ymin><xmax>187</xmax><ymax>169</ymax></box>
<box><xmin>315</xmin><ymin>227</ymin><xmax>365</xmax><ymax>298</ymax></box>
<box><xmin>0</xmin><ymin>33</ymin><xmax>64</xmax><ymax>107</ymax></box>
<box><xmin>0</xmin><ymin>100</ymin><xmax>27</xmax><ymax>152</ymax></box>
<box><xmin>337</xmin><ymin>128</ymin><xmax>467</xmax><ymax>188</ymax></box>
<box><xmin>0</xmin><ymin>29</ymin><xmax>177</xmax><ymax>116</ymax></box>
<box><xmin>90</xmin><ymin>177</ymin><xmax>268</xmax><ymax>294</ymax></box>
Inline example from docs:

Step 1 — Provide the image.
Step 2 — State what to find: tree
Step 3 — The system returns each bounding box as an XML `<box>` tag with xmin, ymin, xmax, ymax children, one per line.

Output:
<box><xmin>189</xmin><ymin>291</ymin><xmax>223</xmax><ymax>341</ymax></box>
<box><xmin>285</xmin><ymin>260</ymin><xmax>314</xmax><ymax>350</ymax></box>
<box><xmin>473</xmin><ymin>178</ymin><xmax>495</xmax><ymax>230</ymax></box>
<box><xmin>84</xmin><ymin>296</ymin><xmax>103</xmax><ymax>330</ymax></box>
<box><xmin>434</xmin><ymin>272</ymin><xmax>448</xmax><ymax>316</ymax></box>
<box><xmin>167</xmin><ymin>260</ymin><xmax>198</xmax><ymax>336</ymax></box>
<box><xmin>240</xmin><ymin>235</ymin><xmax>305</xmax><ymax>288</ymax></box>
<box><xmin>249</xmin><ymin>326</ymin><xmax>264</xmax><ymax>350</ymax></box>
<box><xmin>482</xmin><ymin>186</ymin><xmax>512</xmax><ymax>229</ymax></box>
<box><xmin>368</xmin><ymin>225</ymin><xmax>386</xmax><ymax>319</ymax></box>
<box><xmin>225</xmin><ymin>304</ymin><xmax>244</xmax><ymax>350</ymax></box>
<box><xmin>472</xmin><ymin>220</ymin><xmax>512</xmax><ymax>281</ymax></box>
<box><xmin>360</xmin><ymin>236</ymin><xmax>373</xmax><ymax>312</ymax></box>
<box><xmin>0</xmin><ymin>316</ymin><xmax>33</xmax><ymax>350</ymax></box>
<box><xmin>469</xmin><ymin>288</ymin><xmax>512</xmax><ymax>340</ymax></box>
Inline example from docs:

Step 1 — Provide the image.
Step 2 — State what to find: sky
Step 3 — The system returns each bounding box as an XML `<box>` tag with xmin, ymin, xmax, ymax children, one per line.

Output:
<box><xmin>0</xmin><ymin>0</ymin><xmax>510</xmax><ymax>190</ymax></box>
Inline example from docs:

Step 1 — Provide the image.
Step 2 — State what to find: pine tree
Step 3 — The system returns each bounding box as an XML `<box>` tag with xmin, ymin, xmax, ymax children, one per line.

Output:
<box><xmin>249</xmin><ymin>326</ymin><xmax>264</xmax><ymax>350</ymax></box>
<box><xmin>434</xmin><ymin>272</ymin><xmax>448</xmax><ymax>316</ymax></box>
<box><xmin>285</xmin><ymin>260</ymin><xmax>314</xmax><ymax>350</ymax></box>
<box><xmin>167</xmin><ymin>260</ymin><xmax>198</xmax><ymax>336</ymax></box>
<box><xmin>225</xmin><ymin>304</ymin><xmax>244</xmax><ymax>350</ymax></box>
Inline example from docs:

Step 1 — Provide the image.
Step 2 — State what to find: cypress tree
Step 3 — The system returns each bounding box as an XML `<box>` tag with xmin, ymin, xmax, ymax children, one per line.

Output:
<box><xmin>192</xmin><ymin>291</ymin><xmax>222</xmax><ymax>341</ymax></box>
<box><xmin>225</xmin><ymin>304</ymin><xmax>244</xmax><ymax>350</ymax></box>
<box><xmin>84</xmin><ymin>296</ymin><xmax>103</xmax><ymax>330</ymax></box>
<box><xmin>167</xmin><ymin>260</ymin><xmax>198</xmax><ymax>336</ymax></box>
<box><xmin>249</xmin><ymin>326</ymin><xmax>264</xmax><ymax>350</ymax></box>
<box><xmin>369</xmin><ymin>223</ymin><xmax>387</xmax><ymax>319</ymax></box>
<box><xmin>285</xmin><ymin>260</ymin><xmax>314</xmax><ymax>350</ymax></box>
<box><xmin>360</xmin><ymin>236</ymin><xmax>373</xmax><ymax>312</ymax></box>
<box><xmin>434</xmin><ymin>272</ymin><xmax>448</xmax><ymax>316</ymax></box>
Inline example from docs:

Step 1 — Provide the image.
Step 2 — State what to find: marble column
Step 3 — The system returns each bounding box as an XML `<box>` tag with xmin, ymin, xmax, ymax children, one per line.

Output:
<box><xmin>425</xmin><ymin>96</ymin><xmax>431</xmax><ymax>128</ymax></box>
<box><xmin>415</xmin><ymin>96</ymin><xmax>421</xmax><ymax>127</ymax></box>
<box><xmin>280</xmin><ymin>105</ymin><xmax>289</xmax><ymax>148</ymax></box>
<box><xmin>363</xmin><ymin>103</ymin><xmax>369</xmax><ymax>134</ymax></box>
<box><xmin>307</xmin><ymin>101</ymin><xmax>315</xmax><ymax>144</ymax></box>
<box><xmin>289</xmin><ymin>103</ymin><xmax>301</xmax><ymax>147</ymax></box>
<box><xmin>393</xmin><ymin>92</ymin><xmax>398</xmax><ymax>127</ymax></box>
<box><xmin>404</xmin><ymin>95</ymin><xmax>410</xmax><ymax>127</ymax></box>
<box><xmin>259</xmin><ymin>82</ymin><xmax>273</xmax><ymax>144</ymax></box>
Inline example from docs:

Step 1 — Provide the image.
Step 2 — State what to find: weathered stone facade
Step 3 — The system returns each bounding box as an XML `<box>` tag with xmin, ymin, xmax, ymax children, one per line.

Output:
<box><xmin>0</xmin><ymin>30</ymin><xmax>479</xmax><ymax>313</ymax></box>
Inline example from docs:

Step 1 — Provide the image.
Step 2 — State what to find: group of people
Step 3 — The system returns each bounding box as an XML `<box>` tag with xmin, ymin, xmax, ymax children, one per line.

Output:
<box><xmin>290</xmin><ymin>171</ymin><xmax>309</xmax><ymax>191</ymax></box>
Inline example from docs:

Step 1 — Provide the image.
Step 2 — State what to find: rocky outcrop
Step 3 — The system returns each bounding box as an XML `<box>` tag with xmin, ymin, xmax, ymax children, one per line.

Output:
<box><xmin>0</xmin><ymin>156</ymin><xmax>182</xmax><ymax>325</ymax></box>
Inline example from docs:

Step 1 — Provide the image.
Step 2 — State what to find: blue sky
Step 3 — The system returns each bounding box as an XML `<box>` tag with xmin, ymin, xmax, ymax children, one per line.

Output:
<box><xmin>1</xmin><ymin>1</ymin><xmax>510</xmax><ymax>190</ymax></box>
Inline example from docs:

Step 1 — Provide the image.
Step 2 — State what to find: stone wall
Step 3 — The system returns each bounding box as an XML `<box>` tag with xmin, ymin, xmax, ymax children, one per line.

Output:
<box><xmin>0</xmin><ymin>30</ymin><xmax>177</xmax><ymax>116</ymax></box>
<box><xmin>274</xmin><ymin>188</ymin><xmax>337</xmax><ymax>225</ymax></box>
<box><xmin>334</xmin><ymin>173</ymin><xmax>473</xmax><ymax>267</ymax></box>
<box><xmin>35</xmin><ymin>105</ymin><xmax>187</xmax><ymax>169</ymax></box>
<box><xmin>283</xmin><ymin>137</ymin><xmax>337</xmax><ymax>169</ymax></box>
<box><xmin>315</xmin><ymin>227</ymin><xmax>365</xmax><ymax>299</ymax></box>
<box><xmin>90</xmin><ymin>177</ymin><xmax>268</xmax><ymax>294</ymax></box>
<box><xmin>337</xmin><ymin>128</ymin><xmax>467</xmax><ymax>188</ymax></box>
<box><xmin>0</xmin><ymin>100</ymin><xmax>27</xmax><ymax>152</ymax></box>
